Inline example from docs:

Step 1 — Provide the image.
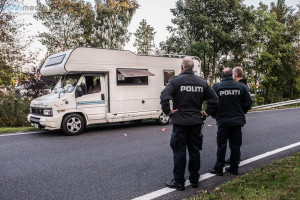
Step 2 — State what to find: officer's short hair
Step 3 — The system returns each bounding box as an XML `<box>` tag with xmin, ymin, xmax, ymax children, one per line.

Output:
<box><xmin>182</xmin><ymin>57</ymin><xmax>194</xmax><ymax>70</ymax></box>
<box><xmin>222</xmin><ymin>68</ymin><xmax>233</xmax><ymax>77</ymax></box>
<box><xmin>233</xmin><ymin>66</ymin><xmax>243</xmax><ymax>78</ymax></box>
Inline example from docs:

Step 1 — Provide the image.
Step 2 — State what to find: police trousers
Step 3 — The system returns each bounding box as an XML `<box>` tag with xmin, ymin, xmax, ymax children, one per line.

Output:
<box><xmin>170</xmin><ymin>124</ymin><xmax>203</xmax><ymax>184</ymax></box>
<box><xmin>214</xmin><ymin>126</ymin><xmax>242</xmax><ymax>172</ymax></box>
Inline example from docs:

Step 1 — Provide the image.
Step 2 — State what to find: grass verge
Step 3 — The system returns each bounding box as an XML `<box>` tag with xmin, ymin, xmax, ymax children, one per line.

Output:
<box><xmin>0</xmin><ymin>127</ymin><xmax>38</xmax><ymax>134</ymax></box>
<box><xmin>191</xmin><ymin>152</ymin><xmax>300</xmax><ymax>200</ymax></box>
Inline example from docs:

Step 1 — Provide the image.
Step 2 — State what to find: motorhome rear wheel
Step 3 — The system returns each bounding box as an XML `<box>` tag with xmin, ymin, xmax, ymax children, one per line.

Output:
<box><xmin>62</xmin><ymin>114</ymin><xmax>85</xmax><ymax>136</ymax></box>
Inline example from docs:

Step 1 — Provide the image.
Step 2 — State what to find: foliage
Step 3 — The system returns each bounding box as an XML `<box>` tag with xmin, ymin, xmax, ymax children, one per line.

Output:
<box><xmin>34</xmin><ymin>0</ymin><xmax>94</xmax><ymax>53</ymax></box>
<box><xmin>192</xmin><ymin>152</ymin><xmax>300</xmax><ymax>200</ymax></box>
<box><xmin>250</xmin><ymin>1</ymin><xmax>300</xmax><ymax>103</ymax></box>
<box><xmin>0</xmin><ymin>56</ymin><xmax>14</xmax><ymax>87</ymax></box>
<box><xmin>0</xmin><ymin>92</ymin><xmax>31</xmax><ymax>127</ymax></box>
<box><xmin>17</xmin><ymin>67</ymin><xmax>56</xmax><ymax>99</ymax></box>
<box><xmin>0</xmin><ymin>0</ymin><xmax>38</xmax><ymax>90</ymax></box>
<box><xmin>0</xmin><ymin>11</ymin><xmax>21</xmax><ymax>89</ymax></box>
<box><xmin>0</xmin><ymin>127</ymin><xmax>38</xmax><ymax>134</ymax></box>
<box><xmin>34</xmin><ymin>0</ymin><xmax>139</xmax><ymax>53</ymax></box>
<box><xmin>133</xmin><ymin>19</ymin><xmax>156</xmax><ymax>55</ymax></box>
<box><xmin>161</xmin><ymin>0</ymin><xmax>299</xmax><ymax>103</ymax></box>
<box><xmin>160</xmin><ymin>0</ymin><xmax>254</xmax><ymax>83</ymax></box>
<box><xmin>92</xmin><ymin>0</ymin><xmax>139</xmax><ymax>49</ymax></box>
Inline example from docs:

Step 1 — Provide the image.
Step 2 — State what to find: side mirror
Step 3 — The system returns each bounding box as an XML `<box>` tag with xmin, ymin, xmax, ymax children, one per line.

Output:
<box><xmin>75</xmin><ymin>86</ymin><xmax>83</xmax><ymax>98</ymax></box>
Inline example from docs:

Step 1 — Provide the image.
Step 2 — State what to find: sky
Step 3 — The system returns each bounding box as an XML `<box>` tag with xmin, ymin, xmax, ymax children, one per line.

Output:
<box><xmin>7</xmin><ymin>0</ymin><xmax>300</xmax><ymax>69</ymax></box>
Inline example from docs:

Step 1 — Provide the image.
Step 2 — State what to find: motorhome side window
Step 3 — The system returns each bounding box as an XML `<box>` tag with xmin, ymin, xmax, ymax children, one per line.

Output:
<box><xmin>117</xmin><ymin>68</ymin><xmax>155</xmax><ymax>85</ymax></box>
<box><xmin>80</xmin><ymin>76</ymin><xmax>101</xmax><ymax>95</ymax></box>
<box><xmin>164</xmin><ymin>70</ymin><xmax>175</xmax><ymax>86</ymax></box>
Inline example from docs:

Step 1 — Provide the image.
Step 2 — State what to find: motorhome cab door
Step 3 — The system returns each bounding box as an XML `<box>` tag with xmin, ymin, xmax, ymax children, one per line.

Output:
<box><xmin>76</xmin><ymin>74</ymin><xmax>108</xmax><ymax>123</ymax></box>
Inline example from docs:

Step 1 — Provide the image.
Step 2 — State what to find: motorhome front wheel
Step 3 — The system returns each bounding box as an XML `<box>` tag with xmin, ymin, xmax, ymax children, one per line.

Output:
<box><xmin>156</xmin><ymin>112</ymin><xmax>170</xmax><ymax>125</ymax></box>
<box><xmin>62</xmin><ymin>114</ymin><xmax>85</xmax><ymax>136</ymax></box>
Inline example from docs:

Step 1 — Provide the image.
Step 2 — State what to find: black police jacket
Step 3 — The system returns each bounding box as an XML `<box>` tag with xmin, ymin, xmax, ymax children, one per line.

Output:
<box><xmin>160</xmin><ymin>69</ymin><xmax>219</xmax><ymax>125</ymax></box>
<box><xmin>213</xmin><ymin>76</ymin><xmax>252</xmax><ymax>126</ymax></box>
<box><xmin>238</xmin><ymin>78</ymin><xmax>250</xmax><ymax>92</ymax></box>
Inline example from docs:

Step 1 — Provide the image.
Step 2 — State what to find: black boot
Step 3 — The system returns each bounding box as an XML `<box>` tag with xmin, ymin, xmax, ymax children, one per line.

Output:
<box><xmin>166</xmin><ymin>179</ymin><xmax>185</xmax><ymax>191</ymax></box>
<box><xmin>208</xmin><ymin>168</ymin><xmax>223</xmax><ymax>176</ymax></box>
<box><xmin>225</xmin><ymin>167</ymin><xmax>238</xmax><ymax>175</ymax></box>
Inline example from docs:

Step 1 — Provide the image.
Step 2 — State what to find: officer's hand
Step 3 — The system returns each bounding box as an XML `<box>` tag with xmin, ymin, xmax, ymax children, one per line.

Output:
<box><xmin>171</xmin><ymin>109</ymin><xmax>178</xmax><ymax>114</ymax></box>
<box><xmin>200</xmin><ymin>111</ymin><xmax>204</xmax><ymax>116</ymax></box>
<box><xmin>200</xmin><ymin>111</ymin><xmax>207</xmax><ymax>121</ymax></box>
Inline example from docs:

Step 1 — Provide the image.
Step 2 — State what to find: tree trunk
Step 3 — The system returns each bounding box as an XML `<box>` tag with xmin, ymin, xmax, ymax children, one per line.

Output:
<box><xmin>203</xmin><ymin>52</ymin><xmax>206</xmax><ymax>79</ymax></box>
<box><xmin>267</xmin><ymin>86</ymin><xmax>271</xmax><ymax>103</ymax></box>
<box><xmin>211</xmin><ymin>56</ymin><xmax>216</xmax><ymax>85</ymax></box>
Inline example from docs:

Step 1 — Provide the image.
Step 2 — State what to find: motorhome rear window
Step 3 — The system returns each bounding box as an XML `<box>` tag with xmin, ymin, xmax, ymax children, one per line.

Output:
<box><xmin>164</xmin><ymin>70</ymin><xmax>175</xmax><ymax>86</ymax></box>
<box><xmin>45</xmin><ymin>55</ymin><xmax>66</xmax><ymax>67</ymax></box>
<box><xmin>117</xmin><ymin>68</ymin><xmax>154</xmax><ymax>85</ymax></box>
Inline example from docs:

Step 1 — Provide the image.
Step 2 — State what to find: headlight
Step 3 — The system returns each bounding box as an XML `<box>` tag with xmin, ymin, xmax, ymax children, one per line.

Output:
<box><xmin>43</xmin><ymin>109</ymin><xmax>52</xmax><ymax>116</ymax></box>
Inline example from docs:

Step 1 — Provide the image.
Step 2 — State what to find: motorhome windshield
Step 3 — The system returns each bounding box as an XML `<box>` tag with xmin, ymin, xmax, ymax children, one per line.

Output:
<box><xmin>52</xmin><ymin>74</ymin><xmax>81</xmax><ymax>94</ymax></box>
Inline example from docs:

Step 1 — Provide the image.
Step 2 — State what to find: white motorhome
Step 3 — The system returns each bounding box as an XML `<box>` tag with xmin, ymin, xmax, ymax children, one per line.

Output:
<box><xmin>27</xmin><ymin>48</ymin><xmax>201</xmax><ymax>135</ymax></box>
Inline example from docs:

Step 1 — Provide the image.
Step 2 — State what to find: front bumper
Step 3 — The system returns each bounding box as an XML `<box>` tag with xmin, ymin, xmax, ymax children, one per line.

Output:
<box><xmin>27</xmin><ymin>114</ymin><xmax>62</xmax><ymax>130</ymax></box>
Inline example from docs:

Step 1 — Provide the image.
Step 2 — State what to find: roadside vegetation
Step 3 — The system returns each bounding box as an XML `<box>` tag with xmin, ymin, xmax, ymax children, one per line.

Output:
<box><xmin>191</xmin><ymin>152</ymin><xmax>300</xmax><ymax>200</ymax></box>
<box><xmin>0</xmin><ymin>127</ymin><xmax>38</xmax><ymax>134</ymax></box>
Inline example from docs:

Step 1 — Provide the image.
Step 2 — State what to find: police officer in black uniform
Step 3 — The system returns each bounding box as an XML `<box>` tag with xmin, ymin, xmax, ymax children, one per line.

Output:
<box><xmin>209</xmin><ymin>68</ymin><xmax>252</xmax><ymax>176</ymax></box>
<box><xmin>224</xmin><ymin>66</ymin><xmax>250</xmax><ymax>164</ymax></box>
<box><xmin>160</xmin><ymin>57</ymin><xmax>219</xmax><ymax>190</ymax></box>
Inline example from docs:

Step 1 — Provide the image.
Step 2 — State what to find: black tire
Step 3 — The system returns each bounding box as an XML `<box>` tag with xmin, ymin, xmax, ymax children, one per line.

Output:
<box><xmin>62</xmin><ymin>114</ymin><xmax>85</xmax><ymax>136</ymax></box>
<box><xmin>156</xmin><ymin>112</ymin><xmax>170</xmax><ymax>125</ymax></box>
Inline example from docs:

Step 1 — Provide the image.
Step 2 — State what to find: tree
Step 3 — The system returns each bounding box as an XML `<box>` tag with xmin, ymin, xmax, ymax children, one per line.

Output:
<box><xmin>254</xmin><ymin>1</ymin><xmax>300</xmax><ymax>103</ymax></box>
<box><xmin>160</xmin><ymin>0</ymin><xmax>253</xmax><ymax>83</ymax></box>
<box><xmin>34</xmin><ymin>0</ymin><xmax>94</xmax><ymax>53</ymax></box>
<box><xmin>133</xmin><ymin>19</ymin><xmax>156</xmax><ymax>55</ymax></box>
<box><xmin>0</xmin><ymin>56</ymin><xmax>14</xmax><ymax>88</ymax></box>
<box><xmin>17</xmin><ymin>67</ymin><xmax>56</xmax><ymax>99</ymax></box>
<box><xmin>159</xmin><ymin>25</ymin><xmax>191</xmax><ymax>55</ymax></box>
<box><xmin>93</xmin><ymin>0</ymin><xmax>139</xmax><ymax>49</ymax></box>
<box><xmin>34</xmin><ymin>0</ymin><xmax>139</xmax><ymax>53</ymax></box>
<box><xmin>0</xmin><ymin>0</ymin><xmax>36</xmax><ymax>90</ymax></box>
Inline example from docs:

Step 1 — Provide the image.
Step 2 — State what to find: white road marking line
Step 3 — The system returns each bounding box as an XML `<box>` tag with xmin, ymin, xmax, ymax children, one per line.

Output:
<box><xmin>0</xmin><ymin>131</ymin><xmax>43</xmax><ymax>137</ymax></box>
<box><xmin>132</xmin><ymin>141</ymin><xmax>300</xmax><ymax>200</ymax></box>
<box><xmin>239</xmin><ymin>142</ymin><xmax>300</xmax><ymax>166</ymax></box>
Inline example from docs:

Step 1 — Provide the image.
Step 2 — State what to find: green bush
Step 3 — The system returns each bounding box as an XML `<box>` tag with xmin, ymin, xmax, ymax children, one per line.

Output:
<box><xmin>257</xmin><ymin>96</ymin><xmax>265</xmax><ymax>105</ymax></box>
<box><xmin>0</xmin><ymin>93</ymin><xmax>31</xmax><ymax>127</ymax></box>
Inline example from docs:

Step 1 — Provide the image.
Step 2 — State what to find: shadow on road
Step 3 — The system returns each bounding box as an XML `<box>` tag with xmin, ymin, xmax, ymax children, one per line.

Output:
<box><xmin>86</xmin><ymin>120</ymin><xmax>159</xmax><ymax>132</ymax></box>
<box><xmin>36</xmin><ymin>120</ymin><xmax>162</xmax><ymax>137</ymax></box>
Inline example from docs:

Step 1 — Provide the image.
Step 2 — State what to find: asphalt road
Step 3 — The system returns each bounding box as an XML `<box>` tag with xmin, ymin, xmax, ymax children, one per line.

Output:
<box><xmin>0</xmin><ymin>108</ymin><xmax>300</xmax><ymax>200</ymax></box>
